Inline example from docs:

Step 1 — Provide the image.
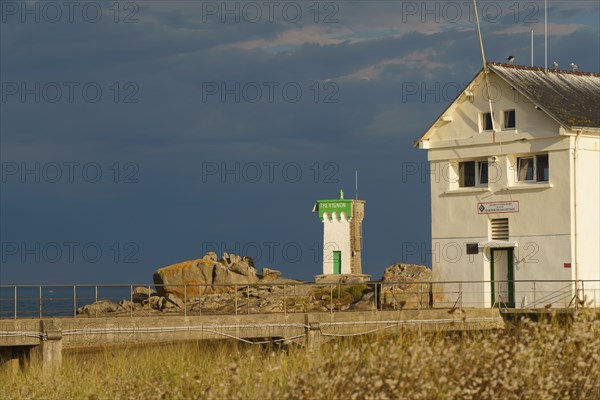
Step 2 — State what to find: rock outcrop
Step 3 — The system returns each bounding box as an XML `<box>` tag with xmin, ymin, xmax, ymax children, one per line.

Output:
<box><xmin>379</xmin><ymin>263</ymin><xmax>432</xmax><ymax>309</ymax></box>
<box><xmin>132</xmin><ymin>286</ymin><xmax>156</xmax><ymax>303</ymax></box>
<box><xmin>77</xmin><ymin>299</ymin><xmax>123</xmax><ymax>316</ymax></box>
<box><xmin>260</xmin><ymin>267</ymin><xmax>282</xmax><ymax>282</ymax></box>
<box><xmin>153</xmin><ymin>253</ymin><xmax>264</xmax><ymax>299</ymax></box>
<box><xmin>75</xmin><ymin>256</ymin><xmax>436</xmax><ymax>317</ymax></box>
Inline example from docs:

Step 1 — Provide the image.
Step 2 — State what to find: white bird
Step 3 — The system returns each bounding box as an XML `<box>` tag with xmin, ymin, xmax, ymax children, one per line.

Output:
<box><xmin>553</xmin><ymin>61</ymin><xmax>559</xmax><ymax>69</ymax></box>
<box><xmin>507</xmin><ymin>55</ymin><xmax>515</xmax><ymax>64</ymax></box>
<box><xmin>570</xmin><ymin>63</ymin><xmax>578</xmax><ymax>71</ymax></box>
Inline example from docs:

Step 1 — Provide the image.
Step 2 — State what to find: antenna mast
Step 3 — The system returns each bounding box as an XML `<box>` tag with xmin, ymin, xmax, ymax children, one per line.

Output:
<box><xmin>544</xmin><ymin>0</ymin><xmax>548</xmax><ymax>72</ymax></box>
<box><xmin>531</xmin><ymin>29</ymin><xmax>534</xmax><ymax>67</ymax></box>
<box><xmin>473</xmin><ymin>0</ymin><xmax>496</xmax><ymax>143</ymax></box>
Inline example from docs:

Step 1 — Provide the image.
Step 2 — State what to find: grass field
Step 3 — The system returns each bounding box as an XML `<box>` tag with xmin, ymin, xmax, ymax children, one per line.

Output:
<box><xmin>1</xmin><ymin>312</ymin><xmax>598</xmax><ymax>399</ymax></box>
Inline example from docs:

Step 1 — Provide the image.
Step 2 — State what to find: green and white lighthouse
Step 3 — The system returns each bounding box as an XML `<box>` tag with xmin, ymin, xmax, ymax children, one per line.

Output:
<box><xmin>312</xmin><ymin>190</ymin><xmax>369</xmax><ymax>282</ymax></box>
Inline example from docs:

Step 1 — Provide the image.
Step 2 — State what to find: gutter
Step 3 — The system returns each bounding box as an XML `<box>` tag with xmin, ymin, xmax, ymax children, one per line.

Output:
<box><xmin>573</xmin><ymin>130</ymin><xmax>582</xmax><ymax>290</ymax></box>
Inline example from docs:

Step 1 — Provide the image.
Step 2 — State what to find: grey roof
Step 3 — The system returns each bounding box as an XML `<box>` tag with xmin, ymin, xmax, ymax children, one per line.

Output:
<box><xmin>488</xmin><ymin>62</ymin><xmax>600</xmax><ymax>128</ymax></box>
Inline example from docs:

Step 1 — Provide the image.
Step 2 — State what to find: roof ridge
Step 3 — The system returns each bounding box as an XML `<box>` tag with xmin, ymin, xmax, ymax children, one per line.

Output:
<box><xmin>487</xmin><ymin>61</ymin><xmax>600</xmax><ymax>77</ymax></box>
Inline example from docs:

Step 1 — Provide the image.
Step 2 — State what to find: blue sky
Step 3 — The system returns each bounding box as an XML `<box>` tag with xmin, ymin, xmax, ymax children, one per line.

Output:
<box><xmin>1</xmin><ymin>0</ymin><xmax>599</xmax><ymax>284</ymax></box>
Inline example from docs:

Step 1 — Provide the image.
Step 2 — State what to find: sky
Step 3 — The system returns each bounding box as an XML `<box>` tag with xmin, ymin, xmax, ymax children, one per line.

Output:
<box><xmin>1</xmin><ymin>0</ymin><xmax>599</xmax><ymax>284</ymax></box>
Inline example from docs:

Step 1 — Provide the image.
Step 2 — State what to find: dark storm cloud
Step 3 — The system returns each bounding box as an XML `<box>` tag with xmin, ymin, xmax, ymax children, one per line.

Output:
<box><xmin>1</xmin><ymin>1</ymin><xmax>598</xmax><ymax>283</ymax></box>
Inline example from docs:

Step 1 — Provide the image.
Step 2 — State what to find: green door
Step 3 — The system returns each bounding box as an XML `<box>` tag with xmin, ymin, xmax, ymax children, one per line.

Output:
<box><xmin>333</xmin><ymin>251</ymin><xmax>341</xmax><ymax>274</ymax></box>
<box><xmin>491</xmin><ymin>248</ymin><xmax>515</xmax><ymax>308</ymax></box>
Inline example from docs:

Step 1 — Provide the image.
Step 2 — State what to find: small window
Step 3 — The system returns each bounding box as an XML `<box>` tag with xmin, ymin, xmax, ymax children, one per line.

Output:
<box><xmin>504</xmin><ymin>110</ymin><xmax>516</xmax><ymax>129</ymax></box>
<box><xmin>459</xmin><ymin>160</ymin><xmax>488</xmax><ymax>187</ymax></box>
<box><xmin>517</xmin><ymin>154</ymin><xmax>549</xmax><ymax>182</ymax></box>
<box><xmin>482</xmin><ymin>112</ymin><xmax>494</xmax><ymax>131</ymax></box>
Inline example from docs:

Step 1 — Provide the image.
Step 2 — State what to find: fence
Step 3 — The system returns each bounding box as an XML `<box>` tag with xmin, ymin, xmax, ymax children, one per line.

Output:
<box><xmin>0</xmin><ymin>280</ymin><xmax>598</xmax><ymax>319</ymax></box>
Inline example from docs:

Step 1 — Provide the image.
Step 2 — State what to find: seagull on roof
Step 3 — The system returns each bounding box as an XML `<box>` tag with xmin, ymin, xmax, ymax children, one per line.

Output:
<box><xmin>507</xmin><ymin>55</ymin><xmax>515</xmax><ymax>64</ymax></box>
<box><xmin>553</xmin><ymin>61</ymin><xmax>559</xmax><ymax>69</ymax></box>
<box><xmin>570</xmin><ymin>63</ymin><xmax>578</xmax><ymax>71</ymax></box>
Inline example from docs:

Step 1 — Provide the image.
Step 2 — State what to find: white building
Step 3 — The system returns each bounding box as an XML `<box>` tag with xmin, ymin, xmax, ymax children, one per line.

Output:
<box><xmin>312</xmin><ymin>191</ymin><xmax>369</xmax><ymax>282</ymax></box>
<box><xmin>416</xmin><ymin>62</ymin><xmax>600</xmax><ymax>308</ymax></box>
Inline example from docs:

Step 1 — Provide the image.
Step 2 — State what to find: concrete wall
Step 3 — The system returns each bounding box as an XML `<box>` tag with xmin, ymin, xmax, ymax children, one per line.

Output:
<box><xmin>1</xmin><ymin>308</ymin><xmax>505</xmax><ymax>371</ymax></box>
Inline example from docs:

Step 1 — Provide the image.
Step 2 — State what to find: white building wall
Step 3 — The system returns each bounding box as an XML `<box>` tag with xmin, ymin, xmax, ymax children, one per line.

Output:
<box><xmin>425</xmin><ymin>72</ymin><xmax>593</xmax><ymax>308</ymax></box>
<box><xmin>574</xmin><ymin>134</ymin><xmax>600</xmax><ymax>306</ymax></box>
<box><xmin>322</xmin><ymin>212</ymin><xmax>352</xmax><ymax>275</ymax></box>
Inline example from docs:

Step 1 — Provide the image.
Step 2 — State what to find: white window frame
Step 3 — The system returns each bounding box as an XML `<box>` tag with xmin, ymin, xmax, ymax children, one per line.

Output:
<box><xmin>503</xmin><ymin>109</ymin><xmax>516</xmax><ymax>130</ymax></box>
<box><xmin>459</xmin><ymin>159</ymin><xmax>489</xmax><ymax>188</ymax></box>
<box><xmin>481</xmin><ymin>112</ymin><xmax>494</xmax><ymax>132</ymax></box>
<box><xmin>516</xmin><ymin>154</ymin><xmax>549</xmax><ymax>183</ymax></box>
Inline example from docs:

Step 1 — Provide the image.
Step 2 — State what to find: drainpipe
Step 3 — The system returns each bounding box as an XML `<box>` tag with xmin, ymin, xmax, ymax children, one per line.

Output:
<box><xmin>573</xmin><ymin>130</ymin><xmax>582</xmax><ymax>288</ymax></box>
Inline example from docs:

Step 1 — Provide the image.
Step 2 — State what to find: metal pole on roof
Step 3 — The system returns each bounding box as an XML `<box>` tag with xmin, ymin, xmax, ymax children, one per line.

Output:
<box><xmin>531</xmin><ymin>30</ymin><xmax>534</xmax><ymax>67</ymax></box>
<box><xmin>473</xmin><ymin>0</ymin><xmax>496</xmax><ymax>143</ymax></box>
<box><xmin>545</xmin><ymin>0</ymin><xmax>548</xmax><ymax>72</ymax></box>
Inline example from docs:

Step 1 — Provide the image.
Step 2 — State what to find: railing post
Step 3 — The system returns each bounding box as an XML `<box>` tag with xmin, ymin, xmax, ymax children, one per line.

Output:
<box><xmin>234</xmin><ymin>284</ymin><xmax>238</xmax><ymax>316</ymax></box>
<box><xmin>533</xmin><ymin>281</ymin><xmax>536</xmax><ymax>308</ymax></box>
<box><xmin>247</xmin><ymin>285</ymin><xmax>250</xmax><ymax>315</ymax></box>
<box><xmin>14</xmin><ymin>286</ymin><xmax>17</xmax><ymax>319</ymax></box>
<box><xmin>378</xmin><ymin>283</ymin><xmax>382</xmax><ymax>312</ymax></box>
<box><xmin>73</xmin><ymin>285</ymin><xmax>77</xmax><ymax>318</ymax></box>
<box><xmin>284</xmin><ymin>284</ymin><xmax>287</xmax><ymax>314</ymax></box>
<box><xmin>130</xmin><ymin>285</ymin><xmax>133</xmax><ymax>318</ymax></box>
<box><xmin>459</xmin><ymin>282</ymin><xmax>463</xmax><ymax>309</ymax></box>
<box><xmin>39</xmin><ymin>286</ymin><xmax>42</xmax><ymax>319</ymax></box>
<box><xmin>95</xmin><ymin>286</ymin><xmax>98</xmax><ymax>318</ymax></box>
<box><xmin>329</xmin><ymin>284</ymin><xmax>333</xmax><ymax>314</ymax></box>
<box><xmin>148</xmin><ymin>285</ymin><xmax>151</xmax><ymax>317</ymax></box>
<box><xmin>184</xmin><ymin>284</ymin><xmax>187</xmax><ymax>317</ymax></box>
<box><xmin>374</xmin><ymin>283</ymin><xmax>377</xmax><ymax>313</ymax></box>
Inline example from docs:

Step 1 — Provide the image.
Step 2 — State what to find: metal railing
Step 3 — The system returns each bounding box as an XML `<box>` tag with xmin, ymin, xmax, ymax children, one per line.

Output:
<box><xmin>0</xmin><ymin>280</ymin><xmax>598</xmax><ymax>319</ymax></box>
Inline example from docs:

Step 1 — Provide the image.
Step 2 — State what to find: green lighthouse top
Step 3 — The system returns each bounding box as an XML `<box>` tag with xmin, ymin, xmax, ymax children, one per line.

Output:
<box><xmin>312</xmin><ymin>190</ymin><xmax>353</xmax><ymax>220</ymax></box>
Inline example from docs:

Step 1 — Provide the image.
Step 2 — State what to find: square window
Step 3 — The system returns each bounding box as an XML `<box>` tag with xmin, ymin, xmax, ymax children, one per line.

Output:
<box><xmin>504</xmin><ymin>110</ymin><xmax>516</xmax><ymax>129</ymax></box>
<box><xmin>517</xmin><ymin>154</ymin><xmax>549</xmax><ymax>182</ymax></box>
<box><xmin>482</xmin><ymin>112</ymin><xmax>493</xmax><ymax>131</ymax></box>
<box><xmin>458</xmin><ymin>160</ymin><xmax>488</xmax><ymax>188</ymax></box>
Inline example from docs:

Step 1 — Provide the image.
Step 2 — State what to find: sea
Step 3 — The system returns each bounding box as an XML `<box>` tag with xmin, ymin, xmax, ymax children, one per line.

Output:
<box><xmin>0</xmin><ymin>285</ymin><xmax>138</xmax><ymax>318</ymax></box>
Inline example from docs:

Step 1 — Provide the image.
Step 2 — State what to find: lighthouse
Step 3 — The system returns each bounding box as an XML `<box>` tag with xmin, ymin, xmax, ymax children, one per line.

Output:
<box><xmin>312</xmin><ymin>190</ymin><xmax>369</xmax><ymax>282</ymax></box>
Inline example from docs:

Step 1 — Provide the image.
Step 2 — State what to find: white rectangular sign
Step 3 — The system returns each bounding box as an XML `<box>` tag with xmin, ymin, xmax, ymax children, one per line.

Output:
<box><xmin>477</xmin><ymin>201</ymin><xmax>519</xmax><ymax>214</ymax></box>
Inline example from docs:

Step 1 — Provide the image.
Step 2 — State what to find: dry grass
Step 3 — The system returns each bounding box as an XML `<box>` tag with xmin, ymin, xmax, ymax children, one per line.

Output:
<box><xmin>1</xmin><ymin>312</ymin><xmax>598</xmax><ymax>400</ymax></box>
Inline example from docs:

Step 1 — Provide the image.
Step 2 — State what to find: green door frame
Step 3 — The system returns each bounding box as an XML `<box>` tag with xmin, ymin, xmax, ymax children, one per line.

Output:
<box><xmin>333</xmin><ymin>251</ymin><xmax>341</xmax><ymax>274</ymax></box>
<box><xmin>490</xmin><ymin>248</ymin><xmax>515</xmax><ymax>308</ymax></box>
